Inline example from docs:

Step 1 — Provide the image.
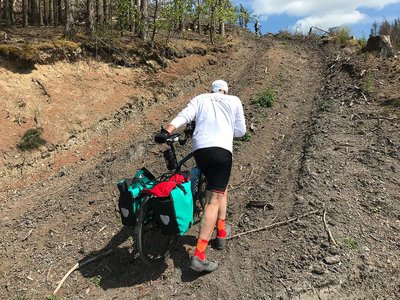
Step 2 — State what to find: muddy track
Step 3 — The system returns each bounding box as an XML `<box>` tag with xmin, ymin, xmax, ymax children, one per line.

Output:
<box><xmin>1</xmin><ymin>34</ymin><xmax>399</xmax><ymax>300</ymax></box>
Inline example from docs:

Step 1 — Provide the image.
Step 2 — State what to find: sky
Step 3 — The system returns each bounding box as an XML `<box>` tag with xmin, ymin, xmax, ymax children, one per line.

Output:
<box><xmin>233</xmin><ymin>0</ymin><xmax>400</xmax><ymax>38</ymax></box>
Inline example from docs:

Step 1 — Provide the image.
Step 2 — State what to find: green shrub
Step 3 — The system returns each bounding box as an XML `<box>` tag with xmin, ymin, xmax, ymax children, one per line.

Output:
<box><xmin>17</xmin><ymin>128</ymin><xmax>46</xmax><ymax>152</ymax></box>
<box><xmin>361</xmin><ymin>70</ymin><xmax>374</xmax><ymax>95</ymax></box>
<box><xmin>319</xmin><ymin>101</ymin><xmax>330</xmax><ymax>112</ymax></box>
<box><xmin>382</xmin><ymin>98</ymin><xmax>400</xmax><ymax>108</ymax></box>
<box><xmin>253</xmin><ymin>88</ymin><xmax>276</xmax><ymax>108</ymax></box>
<box><xmin>46</xmin><ymin>296</ymin><xmax>63</xmax><ymax>300</ymax></box>
<box><xmin>331</xmin><ymin>26</ymin><xmax>352</xmax><ymax>44</ymax></box>
<box><xmin>234</xmin><ymin>132</ymin><xmax>251</xmax><ymax>146</ymax></box>
<box><xmin>344</xmin><ymin>238</ymin><xmax>358</xmax><ymax>250</ymax></box>
<box><xmin>88</xmin><ymin>275</ymin><xmax>102</xmax><ymax>287</ymax></box>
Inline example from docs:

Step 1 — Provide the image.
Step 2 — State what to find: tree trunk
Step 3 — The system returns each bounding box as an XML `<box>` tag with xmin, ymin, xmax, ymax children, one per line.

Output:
<box><xmin>87</xmin><ymin>0</ymin><xmax>95</xmax><ymax>35</ymax></box>
<box><xmin>65</xmin><ymin>0</ymin><xmax>75</xmax><ymax>38</ymax></box>
<box><xmin>139</xmin><ymin>0</ymin><xmax>148</xmax><ymax>41</ymax></box>
<box><xmin>0</xmin><ymin>0</ymin><xmax>2</xmax><ymax>28</ymax></box>
<box><xmin>53</xmin><ymin>0</ymin><xmax>58</xmax><ymax>25</ymax></box>
<box><xmin>96</xmin><ymin>0</ymin><xmax>103</xmax><ymax>28</ymax></box>
<box><xmin>32</xmin><ymin>0</ymin><xmax>39</xmax><ymax>26</ymax></box>
<box><xmin>23</xmin><ymin>0</ymin><xmax>29</xmax><ymax>26</ymax></box>
<box><xmin>4</xmin><ymin>0</ymin><xmax>11</xmax><ymax>27</ymax></box>
<box><xmin>134</xmin><ymin>0</ymin><xmax>141</xmax><ymax>35</ymax></box>
<box><xmin>218</xmin><ymin>0</ymin><xmax>225</xmax><ymax>37</ymax></box>
<box><xmin>57</xmin><ymin>0</ymin><xmax>62</xmax><ymax>24</ymax></box>
<box><xmin>177</xmin><ymin>0</ymin><xmax>184</xmax><ymax>32</ymax></box>
<box><xmin>196</xmin><ymin>0</ymin><xmax>201</xmax><ymax>35</ymax></box>
<box><xmin>103</xmin><ymin>0</ymin><xmax>110</xmax><ymax>24</ymax></box>
<box><xmin>48</xmin><ymin>0</ymin><xmax>54</xmax><ymax>25</ymax></box>
<box><xmin>150</xmin><ymin>0</ymin><xmax>159</xmax><ymax>44</ymax></box>
<box><xmin>39</xmin><ymin>0</ymin><xmax>44</xmax><ymax>25</ymax></box>
<box><xmin>43</xmin><ymin>0</ymin><xmax>48</xmax><ymax>25</ymax></box>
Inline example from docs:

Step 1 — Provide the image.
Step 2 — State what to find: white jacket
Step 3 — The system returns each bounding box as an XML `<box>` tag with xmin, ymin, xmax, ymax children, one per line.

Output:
<box><xmin>170</xmin><ymin>92</ymin><xmax>246</xmax><ymax>153</ymax></box>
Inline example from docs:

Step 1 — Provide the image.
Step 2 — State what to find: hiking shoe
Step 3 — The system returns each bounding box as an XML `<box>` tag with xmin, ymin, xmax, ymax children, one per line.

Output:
<box><xmin>190</xmin><ymin>256</ymin><xmax>218</xmax><ymax>273</ymax></box>
<box><xmin>215</xmin><ymin>224</ymin><xmax>231</xmax><ymax>250</ymax></box>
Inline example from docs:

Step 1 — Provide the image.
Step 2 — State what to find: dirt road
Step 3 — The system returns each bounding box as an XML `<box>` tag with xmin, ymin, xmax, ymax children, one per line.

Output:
<box><xmin>0</xmin><ymin>32</ymin><xmax>399</xmax><ymax>299</ymax></box>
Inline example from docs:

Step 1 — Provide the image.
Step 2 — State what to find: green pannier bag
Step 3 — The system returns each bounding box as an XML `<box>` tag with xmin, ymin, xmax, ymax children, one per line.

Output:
<box><xmin>153</xmin><ymin>181</ymin><xmax>194</xmax><ymax>236</ymax></box>
<box><xmin>117</xmin><ymin>168</ymin><xmax>155</xmax><ymax>226</ymax></box>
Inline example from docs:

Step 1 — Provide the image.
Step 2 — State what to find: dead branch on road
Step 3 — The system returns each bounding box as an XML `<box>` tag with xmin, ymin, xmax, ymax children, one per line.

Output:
<box><xmin>53</xmin><ymin>248</ymin><xmax>114</xmax><ymax>295</ymax></box>
<box><xmin>323</xmin><ymin>210</ymin><xmax>338</xmax><ymax>246</ymax></box>
<box><xmin>228</xmin><ymin>209</ymin><xmax>319</xmax><ymax>240</ymax></box>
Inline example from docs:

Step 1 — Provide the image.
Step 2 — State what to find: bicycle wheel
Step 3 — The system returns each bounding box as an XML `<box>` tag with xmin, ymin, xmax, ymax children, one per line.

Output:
<box><xmin>135</xmin><ymin>196</ymin><xmax>178</xmax><ymax>267</ymax></box>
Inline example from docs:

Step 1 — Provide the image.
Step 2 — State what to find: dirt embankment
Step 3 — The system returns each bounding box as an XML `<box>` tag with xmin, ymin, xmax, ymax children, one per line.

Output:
<box><xmin>0</xmin><ymin>32</ymin><xmax>399</xmax><ymax>300</ymax></box>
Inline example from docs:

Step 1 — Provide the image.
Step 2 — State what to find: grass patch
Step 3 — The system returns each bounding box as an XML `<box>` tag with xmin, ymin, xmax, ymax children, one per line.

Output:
<box><xmin>234</xmin><ymin>133</ymin><xmax>251</xmax><ymax>146</ymax></box>
<box><xmin>330</xmin><ymin>26</ymin><xmax>352</xmax><ymax>44</ymax></box>
<box><xmin>17</xmin><ymin>128</ymin><xmax>46</xmax><ymax>152</ymax></box>
<box><xmin>381</xmin><ymin>98</ymin><xmax>400</xmax><ymax>108</ymax></box>
<box><xmin>253</xmin><ymin>88</ymin><xmax>276</xmax><ymax>108</ymax></box>
<box><xmin>0</xmin><ymin>40</ymin><xmax>81</xmax><ymax>64</ymax></box>
<box><xmin>361</xmin><ymin>70</ymin><xmax>374</xmax><ymax>95</ymax></box>
<box><xmin>46</xmin><ymin>296</ymin><xmax>63</xmax><ymax>300</ymax></box>
<box><xmin>318</xmin><ymin>101</ymin><xmax>330</xmax><ymax>112</ymax></box>
<box><xmin>12</xmin><ymin>296</ymin><xmax>28</xmax><ymax>300</ymax></box>
<box><xmin>88</xmin><ymin>275</ymin><xmax>102</xmax><ymax>287</ymax></box>
<box><xmin>368</xmin><ymin>206</ymin><xmax>380</xmax><ymax>213</ymax></box>
<box><xmin>344</xmin><ymin>238</ymin><xmax>358</xmax><ymax>250</ymax></box>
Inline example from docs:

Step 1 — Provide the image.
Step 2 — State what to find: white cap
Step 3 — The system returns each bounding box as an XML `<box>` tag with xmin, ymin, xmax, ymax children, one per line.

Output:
<box><xmin>211</xmin><ymin>80</ymin><xmax>229</xmax><ymax>93</ymax></box>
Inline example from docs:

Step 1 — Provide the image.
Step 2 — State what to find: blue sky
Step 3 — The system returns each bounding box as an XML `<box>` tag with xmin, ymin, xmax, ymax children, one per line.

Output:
<box><xmin>233</xmin><ymin>0</ymin><xmax>400</xmax><ymax>38</ymax></box>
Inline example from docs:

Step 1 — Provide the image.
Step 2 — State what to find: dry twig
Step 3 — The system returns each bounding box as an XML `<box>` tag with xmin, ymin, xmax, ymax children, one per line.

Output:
<box><xmin>22</xmin><ymin>229</ymin><xmax>33</xmax><ymax>241</ymax></box>
<box><xmin>323</xmin><ymin>210</ymin><xmax>338</xmax><ymax>246</ymax></box>
<box><xmin>53</xmin><ymin>248</ymin><xmax>114</xmax><ymax>295</ymax></box>
<box><xmin>228</xmin><ymin>210</ymin><xmax>319</xmax><ymax>240</ymax></box>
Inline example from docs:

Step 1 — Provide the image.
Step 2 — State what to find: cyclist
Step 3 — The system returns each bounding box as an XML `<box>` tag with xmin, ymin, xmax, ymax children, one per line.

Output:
<box><xmin>254</xmin><ymin>20</ymin><xmax>261</xmax><ymax>36</ymax></box>
<box><xmin>155</xmin><ymin>80</ymin><xmax>246</xmax><ymax>272</ymax></box>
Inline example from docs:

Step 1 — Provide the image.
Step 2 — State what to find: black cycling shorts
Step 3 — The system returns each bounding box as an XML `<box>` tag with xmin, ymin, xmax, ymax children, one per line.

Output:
<box><xmin>193</xmin><ymin>147</ymin><xmax>232</xmax><ymax>194</ymax></box>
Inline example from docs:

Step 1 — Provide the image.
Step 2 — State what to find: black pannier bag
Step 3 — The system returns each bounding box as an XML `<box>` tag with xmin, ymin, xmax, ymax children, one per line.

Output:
<box><xmin>117</xmin><ymin>168</ymin><xmax>155</xmax><ymax>226</ymax></box>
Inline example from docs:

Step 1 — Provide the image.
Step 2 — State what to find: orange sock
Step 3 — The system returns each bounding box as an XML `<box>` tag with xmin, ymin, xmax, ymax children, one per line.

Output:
<box><xmin>194</xmin><ymin>239</ymin><xmax>208</xmax><ymax>261</ymax></box>
<box><xmin>216</xmin><ymin>219</ymin><xmax>226</xmax><ymax>238</ymax></box>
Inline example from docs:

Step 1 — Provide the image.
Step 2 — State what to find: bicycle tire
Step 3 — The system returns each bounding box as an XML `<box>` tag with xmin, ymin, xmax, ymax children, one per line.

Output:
<box><xmin>197</xmin><ymin>174</ymin><xmax>207</xmax><ymax>210</ymax></box>
<box><xmin>135</xmin><ymin>196</ymin><xmax>178</xmax><ymax>267</ymax></box>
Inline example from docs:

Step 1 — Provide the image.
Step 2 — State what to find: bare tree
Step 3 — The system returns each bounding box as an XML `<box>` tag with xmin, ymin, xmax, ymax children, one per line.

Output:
<box><xmin>139</xmin><ymin>0</ymin><xmax>148</xmax><ymax>41</ymax></box>
<box><xmin>23</xmin><ymin>0</ymin><xmax>29</xmax><ymax>26</ymax></box>
<box><xmin>39</xmin><ymin>0</ymin><xmax>44</xmax><ymax>25</ymax></box>
<box><xmin>54</xmin><ymin>0</ymin><xmax>59</xmax><ymax>25</ymax></box>
<box><xmin>103</xmin><ymin>0</ymin><xmax>110</xmax><ymax>24</ymax></box>
<box><xmin>218</xmin><ymin>0</ymin><xmax>225</xmax><ymax>37</ymax></box>
<box><xmin>48</xmin><ymin>0</ymin><xmax>54</xmax><ymax>25</ymax></box>
<box><xmin>4</xmin><ymin>0</ymin><xmax>11</xmax><ymax>27</ymax></box>
<box><xmin>87</xmin><ymin>0</ymin><xmax>95</xmax><ymax>35</ymax></box>
<box><xmin>0</xmin><ymin>0</ymin><xmax>2</xmax><ymax>27</ymax></box>
<box><xmin>135</xmin><ymin>0</ymin><xmax>141</xmax><ymax>34</ymax></box>
<box><xmin>97</xmin><ymin>0</ymin><xmax>103</xmax><ymax>28</ymax></box>
<box><xmin>65</xmin><ymin>0</ymin><xmax>75</xmax><ymax>38</ymax></box>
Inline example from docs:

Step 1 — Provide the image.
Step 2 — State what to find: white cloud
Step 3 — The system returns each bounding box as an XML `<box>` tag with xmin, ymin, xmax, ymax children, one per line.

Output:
<box><xmin>291</xmin><ymin>10</ymin><xmax>366</xmax><ymax>33</ymax></box>
<box><xmin>250</xmin><ymin>0</ymin><xmax>400</xmax><ymax>16</ymax></box>
<box><xmin>245</xmin><ymin>0</ymin><xmax>400</xmax><ymax>33</ymax></box>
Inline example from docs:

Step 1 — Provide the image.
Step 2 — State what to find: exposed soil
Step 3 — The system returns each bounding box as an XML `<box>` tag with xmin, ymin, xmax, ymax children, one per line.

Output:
<box><xmin>0</xmin><ymin>30</ymin><xmax>399</xmax><ymax>300</ymax></box>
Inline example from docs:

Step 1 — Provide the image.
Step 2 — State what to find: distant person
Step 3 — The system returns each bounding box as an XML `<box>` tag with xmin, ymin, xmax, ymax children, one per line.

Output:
<box><xmin>154</xmin><ymin>80</ymin><xmax>246</xmax><ymax>273</ymax></box>
<box><xmin>254</xmin><ymin>20</ymin><xmax>261</xmax><ymax>36</ymax></box>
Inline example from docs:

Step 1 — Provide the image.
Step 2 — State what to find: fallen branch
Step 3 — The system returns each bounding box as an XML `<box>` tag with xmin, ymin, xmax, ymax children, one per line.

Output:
<box><xmin>369</xmin><ymin>116</ymin><xmax>398</xmax><ymax>121</ymax></box>
<box><xmin>32</xmin><ymin>78</ymin><xmax>50</xmax><ymax>97</ymax></box>
<box><xmin>53</xmin><ymin>248</ymin><xmax>114</xmax><ymax>295</ymax></box>
<box><xmin>228</xmin><ymin>210</ymin><xmax>319</xmax><ymax>240</ymax></box>
<box><xmin>22</xmin><ymin>229</ymin><xmax>33</xmax><ymax>241</ymax></box>
<box><xmin>360</xmin><ymin>92</ymin><xmax>368</xmax><ymax>102</ymax></box>
<box><xmin>323</xmin><ymin>210</ymin><xmax>338</xmax><ymax>246</ymax></box>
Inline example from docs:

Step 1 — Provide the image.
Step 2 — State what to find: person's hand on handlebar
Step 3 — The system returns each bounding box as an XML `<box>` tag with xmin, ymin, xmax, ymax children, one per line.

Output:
<box><xmin>154</xmin><ymin>128</ymin><xmax>170</xmax><ymax>144</ymax></box>
<box><xmin>154</xmin><ymin>124</ymin><xmax>176</xmax><ymax>144</ymax></box>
